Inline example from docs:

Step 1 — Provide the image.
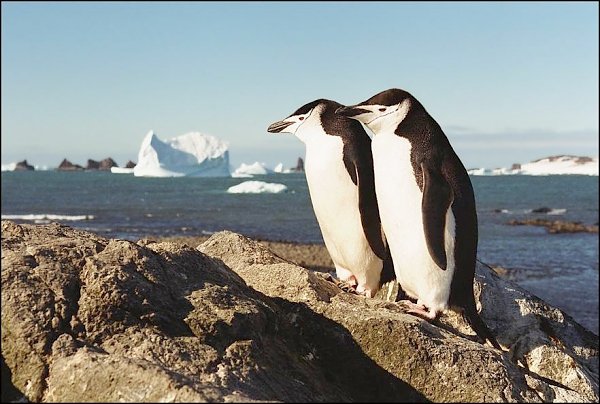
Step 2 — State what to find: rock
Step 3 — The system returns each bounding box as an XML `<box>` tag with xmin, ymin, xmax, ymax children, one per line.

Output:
<box><xmin>86</xmin><ymin>159</ymin><xmax>101</xmax><ymax>170</ymax></box>
<box><xmin>508</xmin><ymin>218</ymin><xmax>599</xmax><ymax>233</ymax></box>
<box><xmin>532</xmin><ymin>207</ymin><xmax>552</xmax><ymax>214</ymax></box>
<box><xmin>125</xmin><ymin>160</ymin><xmax>136</xmax><ymax>169</ymax></box>
<box><xmin>2</xmin><ymin>221</ymin><xmax>598</xmax><ymax>402</ymax></box>
<box><xmin>294</xmin><ymin>157</ymin><xmax>304</xmax><ymax>172</ymax></box>
<box><xmin>86</xmin><ymin>158</ymin><xmax>118</xmax><ymax>171</ymax></box>
<box><xmin>99</xmin><ymin>158</ymin><xmax>118</xmax><ymax>170</ymax></box>
<box><xmin>13</xmin><ymin>160</ymin><xmax>35</xmax><ymax>171</ymax></box>
<box><xmin>56</xmin><ymin>158</ymin><xmax>84</xmax><ymax>171</ymax></box>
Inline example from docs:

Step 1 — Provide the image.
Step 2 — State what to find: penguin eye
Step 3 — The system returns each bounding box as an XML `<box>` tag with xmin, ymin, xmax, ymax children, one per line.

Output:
<box><xmin>379</xmin><ymin>108</ymin><xmax>387</xmax><ymax>112</ymax></box>
<box><xmin>299</xmin><ymin>116</ymin><xmax>305</xmax><ymax>121</ymax></box>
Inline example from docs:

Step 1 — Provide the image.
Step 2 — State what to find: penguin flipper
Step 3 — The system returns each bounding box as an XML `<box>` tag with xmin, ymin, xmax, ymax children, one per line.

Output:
<box><xmin>421</xmin><ymin>161</ymin><xmax>453</xmax><ymax>271</ymax></box>
<box><xmin>355</xmin><ymin>164</ymin><xmax>387</xmax><ymax>260</ymax></box>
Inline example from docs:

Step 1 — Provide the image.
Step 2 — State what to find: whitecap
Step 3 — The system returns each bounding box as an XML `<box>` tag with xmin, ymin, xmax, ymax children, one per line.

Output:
<box><xmin>2</xmin><ymin>214</ymin><xmax>95</xmax><ymax>221</ymax></box>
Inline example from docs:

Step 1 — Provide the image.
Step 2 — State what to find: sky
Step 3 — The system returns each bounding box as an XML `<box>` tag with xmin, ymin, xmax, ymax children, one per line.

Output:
<box><xmin>1</xmin><ymin>1</ymin><xmax>598</xmax><ymax>170</ymax></box>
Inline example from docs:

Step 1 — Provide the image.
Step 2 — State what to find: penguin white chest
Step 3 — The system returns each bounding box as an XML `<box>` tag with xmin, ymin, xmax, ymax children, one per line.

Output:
<box><xmin>303</xmin><ymin>133</ymin><xmax>382</xmax><ymax>292</ymax></box>
<box><xmin>304</xmin><ymin>135</ymin><xmax>362</xmax><ymax>251</ymax></box>
<box><xmin>371</xmin><ymin>132</ymin><xmax>455</xmax><ymax>313</ymax></box>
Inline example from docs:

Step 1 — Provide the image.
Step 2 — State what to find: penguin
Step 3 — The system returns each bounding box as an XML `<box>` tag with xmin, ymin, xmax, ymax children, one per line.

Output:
<box><xmin>267</xmin><ymin>99</ymin><xmax>394</xmax><ymax>297</ymax></box>
<box><xmin>336</xmin><ymin>89</ymin><xmax>501</xmax><ymax>349</ymax></box>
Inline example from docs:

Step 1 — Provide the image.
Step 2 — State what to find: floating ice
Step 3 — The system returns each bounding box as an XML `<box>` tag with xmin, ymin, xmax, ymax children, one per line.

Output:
<box><xmin>110</xmin><ymin>167</ymin><xmax>135</xmax><ymax>174</ymax></box>
<box><xmin>232</xmin><ymin>162</ymin><xmax>271</xmax><ymax>176</ymax></box>
<box><xmin>227</xmin><ymin>181</ymin><xmax>288</xmax><ymax>194</ymax></box>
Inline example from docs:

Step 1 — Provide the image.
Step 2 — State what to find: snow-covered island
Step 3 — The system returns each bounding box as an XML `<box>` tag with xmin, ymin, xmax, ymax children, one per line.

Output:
<box><xmin>468</xmin><ymin>155</ymin><xmax>599</xmax><ymax>176</ymax></box>
<box><xmin>133</xmin><ymin>130</ymin><xmax>231</xmax><ymax>177</ymax></box>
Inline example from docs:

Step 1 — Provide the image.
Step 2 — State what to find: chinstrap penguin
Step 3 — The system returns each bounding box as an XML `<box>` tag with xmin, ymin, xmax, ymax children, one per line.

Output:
<box><xmin>267</xmin><ymin>99</ymin><xmax>394</xmax><ymax>297</ymax></box>
<box><xmin>336</xmin><ymin>89</ymin><xmax>500</xmax><ymax>349</ymax></box>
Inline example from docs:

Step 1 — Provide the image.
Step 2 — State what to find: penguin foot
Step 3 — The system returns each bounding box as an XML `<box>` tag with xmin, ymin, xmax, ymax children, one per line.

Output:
<box><xmin>400</xmin><ymin>300</ymin><xmax>438</xmax><ymax>321</ymax></box>
<box><xmin>356</xmin><ymin>284</ymin><xmax>374</xmax><ymax>298</ymax></box>
<box><xmin>323</xmin><ymin>273</ymin><xmax>359</xmax><ymax>294</ymax></box>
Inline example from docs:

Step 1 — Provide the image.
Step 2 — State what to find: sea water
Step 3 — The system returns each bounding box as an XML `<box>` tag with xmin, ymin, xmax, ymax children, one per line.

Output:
<box><xmin>2</xmin><ymin>171</ymin><xmax>598</xmax><ymax>333</ymax></box>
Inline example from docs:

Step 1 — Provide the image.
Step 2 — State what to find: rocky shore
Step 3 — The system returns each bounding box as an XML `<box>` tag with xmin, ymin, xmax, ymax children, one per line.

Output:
<box><xmin>1</xmin><ymin>220</ymin><xmax>598</xmax><ymax>402</ymax></box>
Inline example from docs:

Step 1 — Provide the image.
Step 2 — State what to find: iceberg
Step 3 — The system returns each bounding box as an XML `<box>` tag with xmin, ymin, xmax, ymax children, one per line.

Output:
<box><xmin>1</xmin><ymin>163</ymin><xmax>17</xmax><ymax>172</ymax></box>
<box><xmin>110</xmin><ymin>167</ymin><xmax>135</xmax><ymax>174</ymax></box>
<box><xmin>227</xmin><ymin>181</ymin><xmax>288</xmax><ymax>194</ymax></box>
<box><xmin>467</xmin><ymin>168</ymin><xmax>491</xmax><ymax>176</ymax></box>
<box><xmin>133</xmin><ymin>130</ymin><xmax>230</xmax><ymax>177</ymax></box>
<box><xmin>272</xmin><ymin>162</ymin><xmax>295</xmax><ymax>173</ymax></box>
<box><xmin>232</xmin><ymin>162</ymin><xmax>271</xmax><ymax>177</ymax></box>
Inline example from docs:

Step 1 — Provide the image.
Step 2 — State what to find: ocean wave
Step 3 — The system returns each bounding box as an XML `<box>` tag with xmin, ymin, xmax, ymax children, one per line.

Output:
<box><xmin>2</xmin><ymin>214</ymin><xmax>95</xmax><ymax>221</ymax></box>
<box><xmin>493</xmin><ymin>209</ymin><xmax>512</xmax><ymax>214</ymax></box>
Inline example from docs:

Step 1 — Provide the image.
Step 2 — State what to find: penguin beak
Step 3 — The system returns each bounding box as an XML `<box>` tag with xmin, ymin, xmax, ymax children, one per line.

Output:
<box><xmin>335</xmin><ymin>105</ymin><xmax>370</xmax><ymax>117</ymax></box>
<box><xmin>267</xmin><ymin>120</ymin><xmax>293</xmax><ymax>133</ymax></box>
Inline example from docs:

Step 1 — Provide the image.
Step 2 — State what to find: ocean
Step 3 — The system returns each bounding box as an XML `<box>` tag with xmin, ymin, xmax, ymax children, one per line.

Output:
<box><xmin>2</xmin><ymin>171</ymin><xmax>598</xmax><ymax>334</ymax></box>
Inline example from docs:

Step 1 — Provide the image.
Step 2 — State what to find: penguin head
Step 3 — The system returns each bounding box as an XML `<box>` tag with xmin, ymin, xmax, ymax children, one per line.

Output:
<box><xmin>336</xmin><ymin>89</ymin><xmax>413</xmax><ymax>135</ymax></box>
<box><xmin>267</xmin><ymin>99</ymin><xmax>328</xmax><ymax>142</ymax></box>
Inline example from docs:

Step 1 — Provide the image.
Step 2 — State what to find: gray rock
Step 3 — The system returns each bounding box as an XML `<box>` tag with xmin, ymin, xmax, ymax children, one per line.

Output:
<box><xmin>56</xmin><ymin>158</ymin><xmax>84</xmax><ymax>171</ymax></box>
<box><xmin>14</xmin><ymin>160</ymin><xmax>35</xmax><ymax>171</ymax></box>
<box><xmin>1</xmin><ymin>221</ymin><xmax>598</xmax><ymax>402</ymax></box>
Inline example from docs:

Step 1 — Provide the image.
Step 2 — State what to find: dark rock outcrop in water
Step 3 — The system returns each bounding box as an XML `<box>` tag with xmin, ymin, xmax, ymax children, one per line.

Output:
<box><xmin>1</xmin><ymin>221</ymin><xmax>598</xmax><ymax>402</ymax></box>
<box><xmin>125</xmin><ymin>160</ymin><xmax>136</xmax><ymax>169</ymax></box>
<box><xmin>56</xmin><ymin>158</ymin><xmax>84</xmax><ymax>171</ymax></box>
<box><xmin>293</xmin><ymin>156</ymin><xmax>304</xmax><ymax>172</ymax></box>
<box><xmin>13</xmin><ymin>160</ymin><xmax>34</xmax><ymax>171</ymax></box>
<box><xmin>508</xmin><ymin>218</ymin><xmax>599</xmax><ymax>233</ymax></box>
<box><xmin>86</xmin><ymin>158</ymin><xmax>118</xmax><ymax>171</ymax></box>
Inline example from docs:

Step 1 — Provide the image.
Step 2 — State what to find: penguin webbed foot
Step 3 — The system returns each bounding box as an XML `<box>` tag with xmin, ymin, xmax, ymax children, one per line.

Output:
<box><xmin>325</xmin><ymin>273</ymin><xmax>359</xmax><ymax>294</ymax></box>
<box><xmin>400</xmin><ymin>300</ymin><xmax>438</xmax><ymax>321</ymax></box>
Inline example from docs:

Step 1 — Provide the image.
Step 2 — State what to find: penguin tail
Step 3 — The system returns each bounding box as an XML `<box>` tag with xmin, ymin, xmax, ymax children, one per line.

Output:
<box><xmin>379</xmin><ymin>245</ymin><xmax>396</xmax><ymax>285</ymax></box>
<box><xmin>462</xmin><ymin>305</ymin><xmax>502</xmax><ymax>350</ymax></box>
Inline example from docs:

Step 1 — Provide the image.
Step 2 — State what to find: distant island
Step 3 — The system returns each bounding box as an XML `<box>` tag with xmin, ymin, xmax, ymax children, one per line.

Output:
<box><xmin>1</xmin><ymin>158</ymin><xmax>136</xmax><ymax>172</ymax></box>
<box><xmin>56</xmin><ymin>157</ymin><xmax>126</xmax><ymax>171</ymax></box>
<box><xmin>3</xmin><ymin>147</ymin><xmax>596</xmax><ymax>178</ymax></box>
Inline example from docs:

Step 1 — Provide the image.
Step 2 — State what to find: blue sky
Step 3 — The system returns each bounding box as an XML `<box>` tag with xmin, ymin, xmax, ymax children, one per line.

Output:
<box><xmin>1</xmin><ymin>1</ymin><xmax>598</xmax><ymax>169</ymax></box>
